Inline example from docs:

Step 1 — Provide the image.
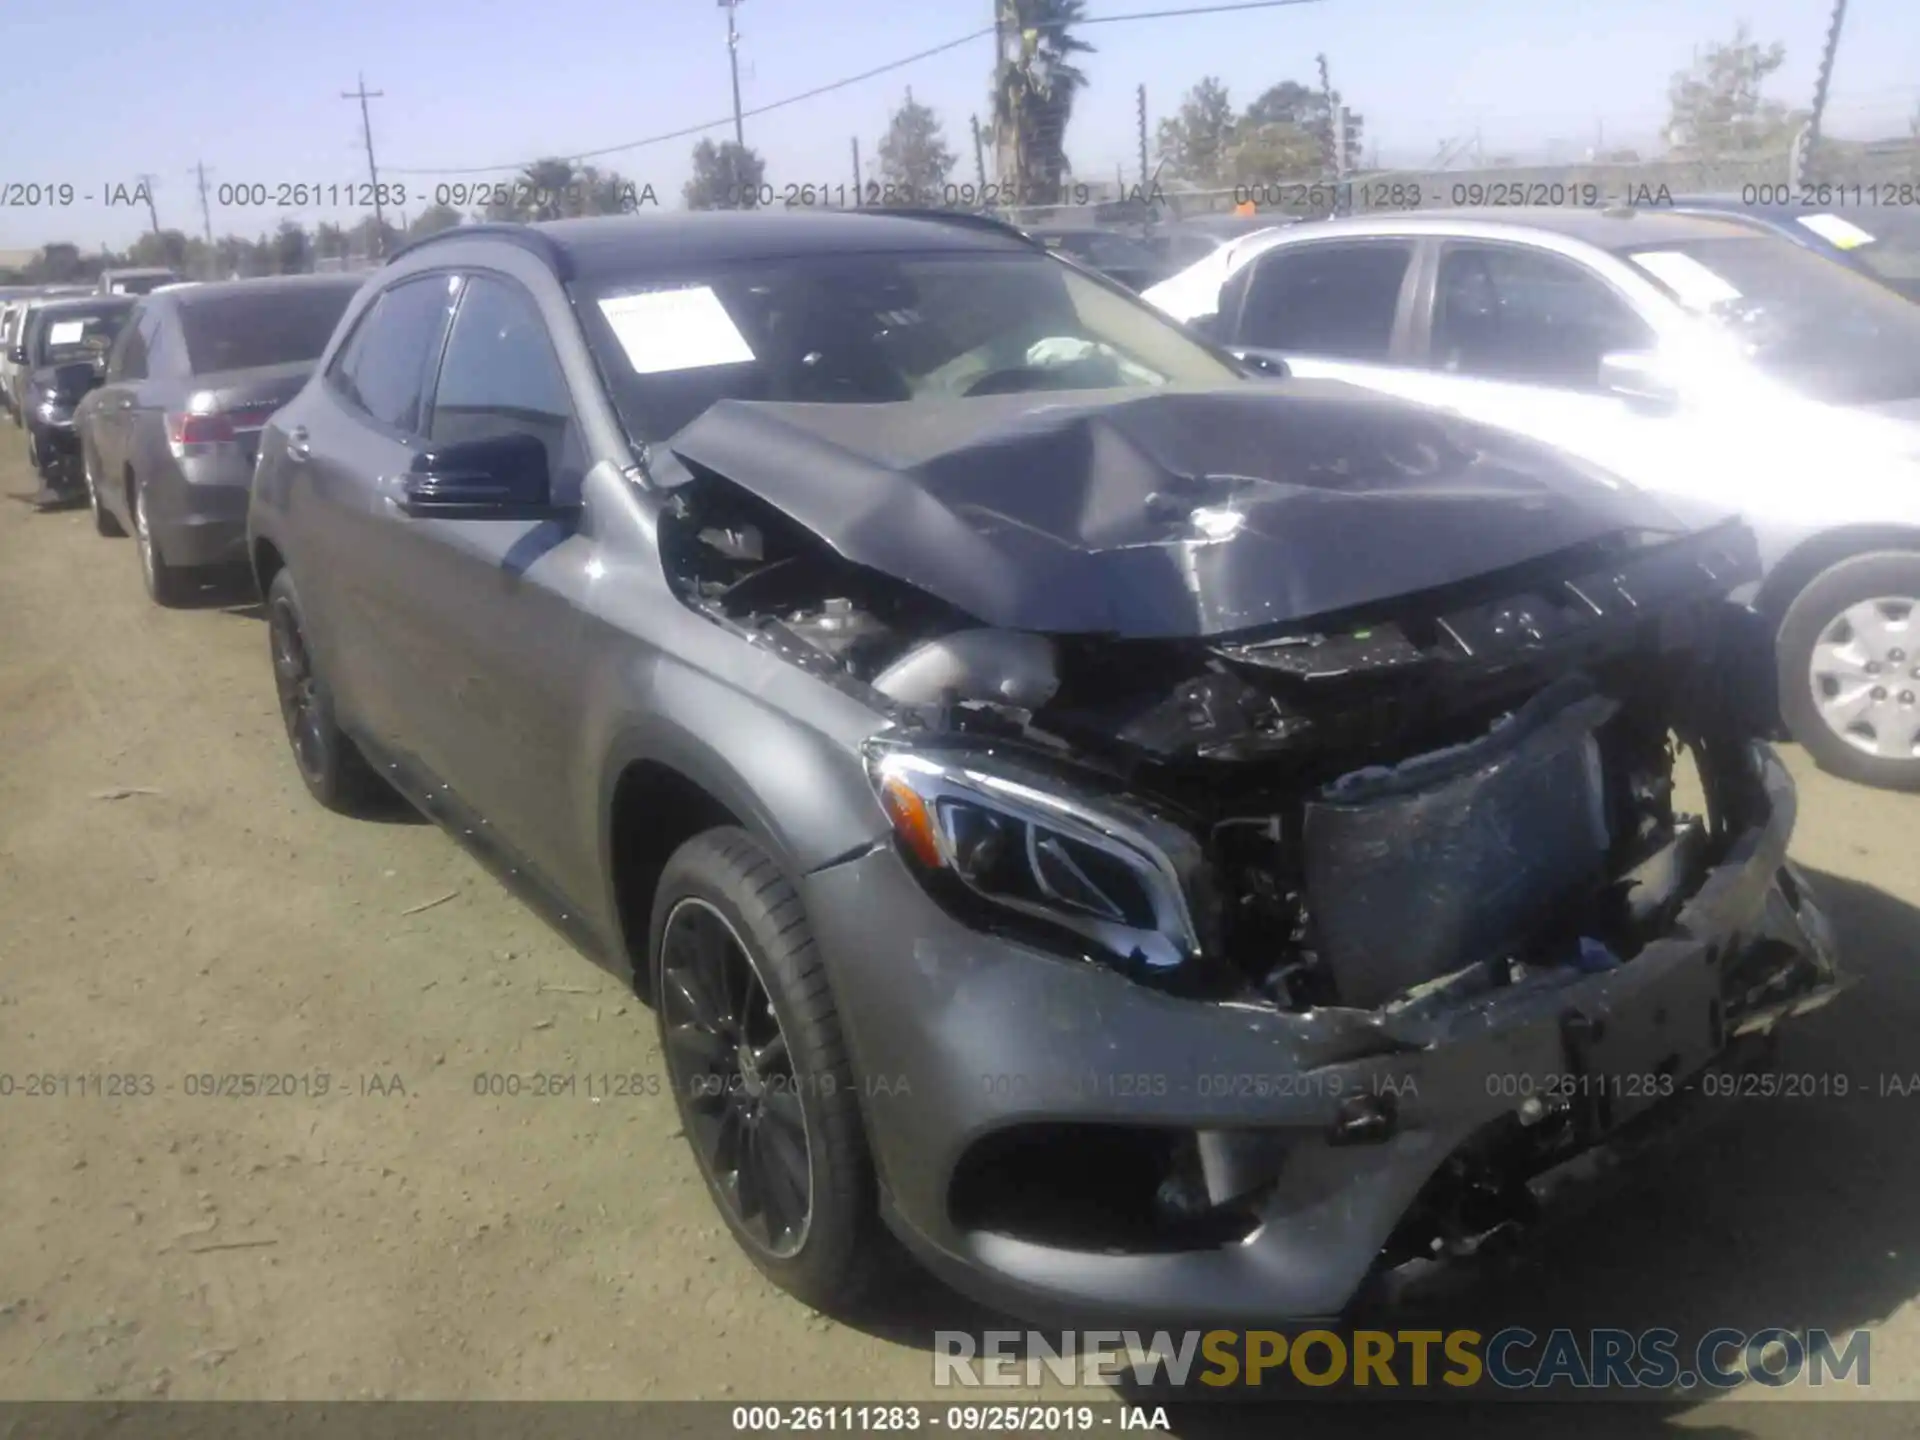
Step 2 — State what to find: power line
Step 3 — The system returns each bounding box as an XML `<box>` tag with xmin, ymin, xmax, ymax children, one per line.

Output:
<box><xmin>386</xmin><ymin>0</ymin><xmax>1330</xmax><ymax>176</ymax></box>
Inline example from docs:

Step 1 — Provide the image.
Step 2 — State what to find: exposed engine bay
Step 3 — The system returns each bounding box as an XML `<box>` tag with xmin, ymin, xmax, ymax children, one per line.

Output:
<box><xmin>661</xmin><ymin>462</ymin><xmax>1787</xmax><ymax>1021</ymax></box>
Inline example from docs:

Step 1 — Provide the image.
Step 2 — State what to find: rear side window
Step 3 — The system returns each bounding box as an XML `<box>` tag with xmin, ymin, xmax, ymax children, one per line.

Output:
<box><xmin>108</xmin><ymin>307</ymin><xmax>155</xmax><ymax>381</ymax></box>
<box><xmin>179</xmin><ymin>285</ymin><xmax>361</xmax><ymax>375</ymax></box>
<box><xmin>327</xmin><ymin>275</ymin><xmax>458</xmax><ymax>434</ymax></box>
<box><xmin>1237</xmin><ymin>241</ymin><xmax>1413</xmax><ymax>359</ymax></box>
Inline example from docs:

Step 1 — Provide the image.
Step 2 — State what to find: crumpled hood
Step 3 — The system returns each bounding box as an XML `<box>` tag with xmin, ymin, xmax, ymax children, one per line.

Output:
<box><xmin>664</xmin><ymin>382</ymin><xmax>1692</xmax><ymax>638</ymax></box>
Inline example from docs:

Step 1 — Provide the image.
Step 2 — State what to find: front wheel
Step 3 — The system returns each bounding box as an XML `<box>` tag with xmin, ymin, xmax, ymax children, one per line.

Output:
<box><xmin>650</xmin><ymin>827</ymin><xmax>886</xmax><ymax>1313</ymax></box>
<box><xmin>1778</xmin><ymin>550</ymin><xmax>1920</xmax><ymax>791</ymax></box>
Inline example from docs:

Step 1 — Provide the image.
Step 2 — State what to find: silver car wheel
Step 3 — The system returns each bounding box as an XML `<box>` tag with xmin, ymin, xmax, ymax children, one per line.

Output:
<box><xmin>1809</xmin><ymin>595</ymin><xmax>1920</xmax><ymax>759</ymax></box>
<box><xmin>133</xmin><ymin>484</ymin><xmax>156</xmax><ymax>586</ymax></box>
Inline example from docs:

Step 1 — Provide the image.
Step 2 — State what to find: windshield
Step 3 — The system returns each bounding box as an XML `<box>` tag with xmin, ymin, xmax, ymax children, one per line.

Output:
<box><xmin>107</xmin><ymin>273</ymin><xmax>176</xmax><ymax>296</ymax></box>
<box><xmin>31</xmin><ymin>305</ymin><xmax>133</xmax><ymax>366</ymax></box>
<box><xmin>1620</xmin><ymin>233</ymin><xmax>1920</xmax><ymax>405</ymax></box>
<box><xmin>575</xmin><ymin>248</ymin><xmax>1243</xmax><ymax>441</ymax></box>
<box><xmin>178</xmin><ymin>283</ymin><xmax>362</xmax><ymax>374</ymax></box>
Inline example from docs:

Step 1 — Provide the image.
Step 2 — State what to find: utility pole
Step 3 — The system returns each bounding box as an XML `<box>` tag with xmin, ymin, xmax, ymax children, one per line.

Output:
<box><xmin>1314</xmin><ymin>55</ymin><xmax>1337</xmax><ymax>179</ymax></box>
<box><xmin>1136</xmin><ymin>84</ymin><xmax>1149</xmax><ymax>193</ymax></box>
<box><xmin>342</xmin><ymin>74</ymin><xmax>388</xmax><ymax>258</ymax></box>
<box><xmin>193</xmin><ymin>162</ymin><xmax>215</xmax><ymax>249</ymax></box>
<box><xmin>192</xmin><ymin>162</ymin><xmax>216</xmax><ymax>278</ymax></box>
<box><xmin>971</xmin><ymin>114</ymin><xmax>988</xmax><ymax>195</ymax></box>
<box><xmin>851</xmin><ymin>137</ymin><xmax>862</xmax><ymax>203</ymax></box>
<box><xmin>134</xmin><ymin>173</ymin><xmax>161</xmax><ymax>235</ymax></box>
<box><xmin>719</xmin><ymin>0</ymin><xmax>746</xmax><ymax>147</ymax></box>
<box><xmin>1806</xmin><ymin>0</ymin><xmax>1849</xmax><ymax>181</ymax></box>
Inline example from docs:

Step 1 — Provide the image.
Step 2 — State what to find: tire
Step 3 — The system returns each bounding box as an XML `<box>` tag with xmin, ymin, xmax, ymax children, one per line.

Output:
<box><xmin>84</xmin><ymin>446</ymin><xmax>122</xmax><ymax>536</ymax></box>
<box><xmin>264</xmin><ymin>567</ymin><xmax>392</xmax><ymax>813</ymax></box>
<box><xmin>131</xmin><ymin>475</ymin><xmax>193</xmax><ymax>607</ymax></box>
<box><xmin>1777</xmin><ymin>550</ymin><xmax>1920</xmax><ymax>791</ymax></box>
<box><xmin>649</xmin><ymin>827</ymin><xmax>886</xmax><ymax>1314</ymax></box>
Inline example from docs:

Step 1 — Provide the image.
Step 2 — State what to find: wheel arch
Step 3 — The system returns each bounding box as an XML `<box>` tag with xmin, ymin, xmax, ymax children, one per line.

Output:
<box><xmin>1755</xmin><ymin>525</ymin><xmax>1920</xmax><ymax>632</ymax></box>
<box><xmin>598</xmin><ymin>709</ymin><xmax>886</xmax><ymax>989</ymax></box>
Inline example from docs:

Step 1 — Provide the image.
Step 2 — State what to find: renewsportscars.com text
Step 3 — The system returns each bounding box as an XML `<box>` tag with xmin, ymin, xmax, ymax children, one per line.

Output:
<box><xmin>934</xmin><ymin>1327</ymin><xmax>1871</xmax><ymax>1391</ymax></box>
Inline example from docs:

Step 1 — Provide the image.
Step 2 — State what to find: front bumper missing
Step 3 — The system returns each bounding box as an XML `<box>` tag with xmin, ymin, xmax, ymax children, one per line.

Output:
<box><xmin>803</xmin><ymin>743</ymin><xmax>1845</xmax><ymax>1327</ymax></box>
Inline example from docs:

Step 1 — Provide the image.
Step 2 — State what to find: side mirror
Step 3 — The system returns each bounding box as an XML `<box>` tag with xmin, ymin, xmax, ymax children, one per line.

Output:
<box><xmin>398</xmin><ymin>432</ymin><xmax>572</xmax><ymax>520</ymax></box>
<box><xmin>1598</xmin><ymin>350</ymin><xmax>1680</xmax><ymax>410</ymax></box>
<box><xmin>51</xmin><ymin>361</ymin><xmax>101</xmax><ymax>395</ymax></box>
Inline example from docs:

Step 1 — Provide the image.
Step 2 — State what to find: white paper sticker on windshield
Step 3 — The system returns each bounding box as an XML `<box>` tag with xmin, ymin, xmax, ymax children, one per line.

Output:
<box><xmin>1796</xmin><ymin>212</ymin><xmax>1876</xmax><ymax>250</ymax></box>
<box><xmin>1628</xmin><ymin>250</ymin><xmax>1743</xmax><ymax>308</ymax></box>
<box><xmin>597</xmin><ymin>286</ymin><xmax>755</xmax><ymax>375</ymax></box>
<box><xmin>46</xmin><ymin>320</ymin><xmax>86</xmax><ymax>345</ymax></box>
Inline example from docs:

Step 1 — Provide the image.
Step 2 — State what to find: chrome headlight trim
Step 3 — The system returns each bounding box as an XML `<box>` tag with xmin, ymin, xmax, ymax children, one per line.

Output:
<box><xmin>865</xmin><ymin>742</ymin><xmax>1206</xmax><ymax>975</ymax></box>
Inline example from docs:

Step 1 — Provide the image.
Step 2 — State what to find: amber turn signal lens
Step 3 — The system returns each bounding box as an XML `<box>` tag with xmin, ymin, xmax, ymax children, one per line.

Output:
<box><xmin>880</xmin><ymin>777</ymin><xmax>944</xmax><ymax>869</ymax></box>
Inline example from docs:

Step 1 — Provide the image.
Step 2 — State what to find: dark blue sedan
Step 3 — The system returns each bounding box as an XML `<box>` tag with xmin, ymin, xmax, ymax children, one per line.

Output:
<box><xmin>1665</xmin><ymin>194</ymin><xmax>1920</xmax><ymax>303</ymax></box>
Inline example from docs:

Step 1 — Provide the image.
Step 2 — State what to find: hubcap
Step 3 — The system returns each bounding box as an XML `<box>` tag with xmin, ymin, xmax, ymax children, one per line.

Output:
<box><xmin>268</xmin><ymin>597</ymin><xmax>328</xmax><ymax>780</ymax></box>
<box><xmin>658</xmin><ymin>897</ymin><xmax>813</xmax><ymax>1259</ymax></box>
<box><xmin>1809</xmin><ymin>596</ymin><xmax>1920</xmax><ymax>759</ymax></box>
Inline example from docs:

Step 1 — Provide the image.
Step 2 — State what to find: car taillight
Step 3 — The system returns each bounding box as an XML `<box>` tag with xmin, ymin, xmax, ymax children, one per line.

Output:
<box><xmin>166</xmin><ymin>411</ymin><xmax>234</xmax><ymax>451</ymax></box>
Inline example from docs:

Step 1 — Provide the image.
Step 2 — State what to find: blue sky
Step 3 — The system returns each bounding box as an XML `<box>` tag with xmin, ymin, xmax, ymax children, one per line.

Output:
<box><xmin>6</xmin><ymin>0</ymin><xmax>1917</xmax><ymax>251</ymax></box>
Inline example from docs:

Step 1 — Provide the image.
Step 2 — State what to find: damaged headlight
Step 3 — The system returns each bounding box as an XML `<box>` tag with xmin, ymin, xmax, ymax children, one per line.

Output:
<box><xmin>865</xmin><ymin>743</ymin><xmax>1209</xmax><ymax>980</ymax></box>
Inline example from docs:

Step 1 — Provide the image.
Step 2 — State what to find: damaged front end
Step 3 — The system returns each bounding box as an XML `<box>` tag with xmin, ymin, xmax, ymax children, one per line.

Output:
<box><xmin>652</xmin><ymin>396</ymin><xmax>1844</xmax><ymax>1317</ymax></box>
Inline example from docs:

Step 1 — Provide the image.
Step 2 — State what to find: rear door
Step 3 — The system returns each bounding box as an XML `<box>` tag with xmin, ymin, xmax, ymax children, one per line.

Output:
<box><xmin>89</xmin><ymin>305</ymin><xmax>156</xmax><ymax>503</ymax></box>
<box><xmin>291</xmin><ymin>273</ymin><xmax>460</xmax><ymax>747</ymax></box>
<box><xmin>1222</xmin><ymin>237</ymin><xmax>1422</xmax><ymax>388</ymax></box>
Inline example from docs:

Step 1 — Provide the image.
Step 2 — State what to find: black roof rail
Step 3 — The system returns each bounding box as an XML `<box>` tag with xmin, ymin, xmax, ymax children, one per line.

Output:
<box><xmin>384</xmin><ymin>221</ymin><xmax>573</xmax><ymax>279</ymax></box>
<box><xmin>855</xmin><ymin>207</ymin><xmax>1043</xmax><ymax>248</ymax></box>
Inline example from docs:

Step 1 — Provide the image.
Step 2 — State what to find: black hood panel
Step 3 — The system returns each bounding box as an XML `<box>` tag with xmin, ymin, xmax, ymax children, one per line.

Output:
<box><xmin>665</xmin><ymin>383</ymin><xmax>1691</xmax><ymax>639</ymax></box>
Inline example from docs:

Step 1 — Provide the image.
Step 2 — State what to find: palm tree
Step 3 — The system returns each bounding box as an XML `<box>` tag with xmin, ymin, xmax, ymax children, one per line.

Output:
<box><xmin>991</xmin><ymin>0</ymin><xmax>1094</xmax><ymax>205</ymax></box>
<box><xmin>491</xmin><ymin>158</ymin><xmax>580</xmax><ymax>222</ymax></box>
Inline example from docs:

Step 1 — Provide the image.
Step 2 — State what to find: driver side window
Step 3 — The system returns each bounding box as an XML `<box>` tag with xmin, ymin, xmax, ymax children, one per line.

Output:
<box><xmin>425</xmin><ymin>274</ymin><xmax>585</xmax><ymax>490</ymax></box>
<box><xmin>1431</xmin><ymin>243</ymin><xmax>1655</xmax><ymax>391</ymax></box>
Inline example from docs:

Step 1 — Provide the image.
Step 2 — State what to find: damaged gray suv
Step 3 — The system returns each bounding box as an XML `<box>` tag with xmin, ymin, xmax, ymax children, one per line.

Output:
<box><xmin>247</xmin><ymin>211</ymin><xmax>1844</xmax><ymax>1325</ymax></box>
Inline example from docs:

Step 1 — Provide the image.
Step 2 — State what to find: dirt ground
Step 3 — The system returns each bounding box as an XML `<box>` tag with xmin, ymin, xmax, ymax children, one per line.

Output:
<box><xmin>4</xmin><ymin>438</ymin><xmax>1920</xmax><ymax>1423</ymax></box>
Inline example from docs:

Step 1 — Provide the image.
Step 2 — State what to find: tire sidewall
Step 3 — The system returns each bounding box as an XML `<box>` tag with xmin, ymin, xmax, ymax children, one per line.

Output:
<box><xmin>266</xmin><ymin>569</ymin><xmax>351</xmax><ymax>806</ymax></box>
<box><xmin>1778</xmin><ymin>549</ymin><xmax>1920</xmax><ymax>791</ymax></box>
<box><xmin>648</xmin><ymin>830</ymin><xmax>874</xmax><ymax>1304</ymax></box>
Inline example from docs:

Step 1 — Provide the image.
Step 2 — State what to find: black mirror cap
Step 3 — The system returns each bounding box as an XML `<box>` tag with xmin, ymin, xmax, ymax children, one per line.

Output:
<box><xmin>400</xmin><ymin>432</ymin><xmax>572</xmax><ymax>520</ymax></box>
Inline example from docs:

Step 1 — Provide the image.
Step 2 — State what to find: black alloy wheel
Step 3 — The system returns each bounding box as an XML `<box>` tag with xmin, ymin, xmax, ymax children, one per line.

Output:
<box><xmin>658</xmin><ymin>893</ymin><xmax>814</xmax><ymax>1259</ymax></box>
<box><xmin>269</xmin><ymin>588</ymin><xmax>329</xmax><ymax>789</ymax></box>
<box><xmin>649</xmin><ymin>827</ymin><xmax>886</xmax><ymax>1311</ymax></box>
<box><xmin>263</xmin><ymin>568</ymin><xmax>390</xmax><ymax>813</ymax></box>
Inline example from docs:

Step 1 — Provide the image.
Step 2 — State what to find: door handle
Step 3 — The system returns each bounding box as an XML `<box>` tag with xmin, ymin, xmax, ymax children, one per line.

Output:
<box><xmin>285</xmin><ymin>426</ymin><xmax>311</xmax><ymax>462</ymax></box>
